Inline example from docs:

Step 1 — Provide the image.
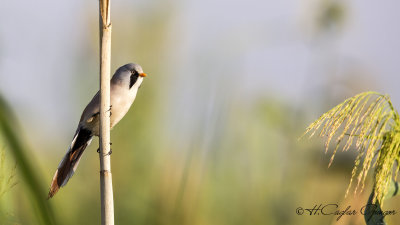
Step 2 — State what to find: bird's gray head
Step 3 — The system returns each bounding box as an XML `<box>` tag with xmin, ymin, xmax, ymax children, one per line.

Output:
<box><xmin>111</xmin><ymin>63</ymin><xmax>147</xmax><ymax>89</ymax></box>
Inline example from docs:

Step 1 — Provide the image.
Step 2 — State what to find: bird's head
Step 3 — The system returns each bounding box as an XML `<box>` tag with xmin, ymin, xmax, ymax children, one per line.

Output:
<box><xmin>112</xmin><ymin>63</ymin><xmax>147</xmax><ymax>89</ymax></box>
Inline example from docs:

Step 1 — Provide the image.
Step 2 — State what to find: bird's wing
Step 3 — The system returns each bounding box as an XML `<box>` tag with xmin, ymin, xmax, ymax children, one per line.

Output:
<box><xmin>79</xmin><ymin>91</ymin><xmax>101</xmax><ymax>124</ymax></box>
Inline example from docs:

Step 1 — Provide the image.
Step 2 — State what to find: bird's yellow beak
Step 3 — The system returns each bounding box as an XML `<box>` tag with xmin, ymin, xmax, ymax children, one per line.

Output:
<box><xmin>139</xmin><ymin>73</ymin><xmax>147</xmax><ymax>77</ymax></box>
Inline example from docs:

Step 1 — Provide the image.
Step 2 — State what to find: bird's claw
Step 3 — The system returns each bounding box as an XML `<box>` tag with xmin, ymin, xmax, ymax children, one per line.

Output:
<box><xmin>107</xmin><ymin>105</ymin><xmax>112</xmax><ymax>117</ymax></box>
<box><xmin>97</xmin><ymin>149</ymin><xmax>112</xmax><ymax>155</ymax></box>
<box><xmin>106</xmin><ymin>105</ymin><xmax>112</xmax><ymax>112</ymax></box>
<box><xmin>97</xmin><ymin>143</ymin><xmax>112</xmax><ymax>154</ymax></box>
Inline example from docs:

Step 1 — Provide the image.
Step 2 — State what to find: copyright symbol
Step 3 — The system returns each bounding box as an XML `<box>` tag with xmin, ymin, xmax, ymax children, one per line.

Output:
<box><xmin>296</xmin><ymin>207</ymin><xmax>304</xmax><ymax>215</ymax></box>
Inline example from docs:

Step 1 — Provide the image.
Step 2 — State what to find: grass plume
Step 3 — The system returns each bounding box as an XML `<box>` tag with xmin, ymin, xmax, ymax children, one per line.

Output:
<box><xmin>303</xmin><ymin>91</ymin><xmax>400</xmax><ymax>204</ymax></box>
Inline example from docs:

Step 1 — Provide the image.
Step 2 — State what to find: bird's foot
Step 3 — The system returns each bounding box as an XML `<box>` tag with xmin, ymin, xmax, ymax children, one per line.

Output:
<box><xmin>106</xmin><ymin>105</ymin><xmax>112</xmax><ymax>117</ymax></box>
<box><xmin>97</xmin><ymin>143</ymin><xmax>112</xmax><ymax>154</ymax></box>
<box><xmin>106</xmin><ymin>105</ymin><xmax>112</xmax><ymax>112</ymax></box>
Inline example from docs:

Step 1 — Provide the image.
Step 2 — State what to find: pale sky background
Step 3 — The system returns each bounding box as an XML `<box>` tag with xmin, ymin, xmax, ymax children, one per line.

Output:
<box><xmin>1</xmin><ymin>0</ymin><xmax>400</xmax><ymax>149</ymax></box>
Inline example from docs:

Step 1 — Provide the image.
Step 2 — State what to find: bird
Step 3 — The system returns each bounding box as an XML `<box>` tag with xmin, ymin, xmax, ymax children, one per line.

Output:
<box><xmin>48</xmin><ymin>63</ymin><xmax>147</xmax><ymax>198</ymax></box>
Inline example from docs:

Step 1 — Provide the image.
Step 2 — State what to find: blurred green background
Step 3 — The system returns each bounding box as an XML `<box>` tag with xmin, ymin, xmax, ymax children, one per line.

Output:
<box><xmin>1</xmin><ymin>0</ymin><xmax>400</xmax><ymax>224</ymax></box>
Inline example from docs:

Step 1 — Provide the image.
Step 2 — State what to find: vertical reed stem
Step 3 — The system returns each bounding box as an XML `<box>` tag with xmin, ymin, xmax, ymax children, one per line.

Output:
<box><xmin>99</xmin><ymin>0</ymin><xmax>113</xmax><ymax>224</ymax></box>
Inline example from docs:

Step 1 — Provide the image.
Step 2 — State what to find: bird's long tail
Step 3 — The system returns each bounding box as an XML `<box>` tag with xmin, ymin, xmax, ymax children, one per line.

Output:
<box><xmin>48</xmin><ymin>128</ymin><xmax>93</xmax><ymax>198</ymax></box>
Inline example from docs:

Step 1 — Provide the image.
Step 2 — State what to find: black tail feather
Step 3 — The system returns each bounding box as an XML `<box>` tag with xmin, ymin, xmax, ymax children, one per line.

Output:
<box><xmin>48</xmin><ymin>128</ymin><xmax>93</xmax><ymax>198</ymax></box>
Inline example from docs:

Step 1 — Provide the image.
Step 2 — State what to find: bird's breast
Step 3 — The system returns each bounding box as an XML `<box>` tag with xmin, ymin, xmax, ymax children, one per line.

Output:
<box><xmin>110</xmin><ymin>88</ymin><xmax>138</xmax><ymax>128</ymax></box>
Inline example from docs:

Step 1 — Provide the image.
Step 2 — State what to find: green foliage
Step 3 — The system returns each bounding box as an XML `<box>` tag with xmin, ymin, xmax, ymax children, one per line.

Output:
<box><xmin>303</xmin><ymin>91</ymin><xmax>400</xmax><ymax>204</ymax></box>
<box><xmin>0</xmin><ymin>95</ymin><xmax>56</xmax><ymax>225</ymax></box>
<box><xmin>0</xmin><ymin>148</ymin><xmax>17</xmax><ymax>199</ymax></box>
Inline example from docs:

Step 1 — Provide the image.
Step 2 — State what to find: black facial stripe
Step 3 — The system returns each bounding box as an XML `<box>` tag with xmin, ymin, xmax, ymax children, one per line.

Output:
<box><xmin>129</xmin><ymin>73</ymin><xmax>139</xmax><ymax>89</ymax></box>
